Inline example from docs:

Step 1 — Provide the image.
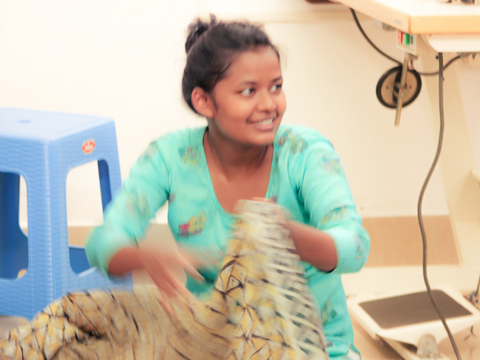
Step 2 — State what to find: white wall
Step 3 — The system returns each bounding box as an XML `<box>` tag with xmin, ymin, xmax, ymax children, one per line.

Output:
<box><xmin>3</xmin><ymin>0</ymin><xmax>478</xmax><ymax>227</ymax></box>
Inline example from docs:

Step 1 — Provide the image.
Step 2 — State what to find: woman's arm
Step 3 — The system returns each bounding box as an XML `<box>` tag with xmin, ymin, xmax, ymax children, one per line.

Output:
<box><xmin>108</xmin><ymin>246</ymin><xmax>203</xmax><ymax>298</ymax></box>
<box><xmin>288</xmin><ymin>130</ymin><xmax>370</xmax><ymax>275</ymax></box>
<box><xmin>108</xmin><ymin>247</ymin><xmax>144</xmax><ymax>275</ymax></box>
<box><xmin>286</xmin><ymin>220</ymin><xmax>337</xmax><ymax>272</ymax></box>
<box><xmin>86</xmin><ymin>139</ymin><xmax>171</xmax><ymax>276</ymax></box>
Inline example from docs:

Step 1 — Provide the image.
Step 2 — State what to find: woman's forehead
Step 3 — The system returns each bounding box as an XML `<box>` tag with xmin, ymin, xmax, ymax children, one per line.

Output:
<box><xmin>223</xmin><ymin>47</ymin><xmax>282</xmax><ymax>83</ymax></box>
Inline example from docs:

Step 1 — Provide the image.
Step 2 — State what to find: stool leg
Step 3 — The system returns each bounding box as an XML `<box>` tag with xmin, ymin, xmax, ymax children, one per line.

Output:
<box><xmin>97</xmin><ymin>160</ymin><xmax>112</xmax><ymax>211</ymax></box>
<box><xmin>0</xmin><ymin>172</ymin><xmax>28</xmax><ymax>279</ymax></box>
<box><xmin>69</xmin><ymin>159</ymin><xmax>114</xmax><ymax>274</ymax></box>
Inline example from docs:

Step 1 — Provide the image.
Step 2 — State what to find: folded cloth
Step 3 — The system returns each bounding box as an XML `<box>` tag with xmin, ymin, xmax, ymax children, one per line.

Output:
<box><xmin>0</xmin><ymin>200</ymin><xmax>329</xmax><ymax>360</ymax></box>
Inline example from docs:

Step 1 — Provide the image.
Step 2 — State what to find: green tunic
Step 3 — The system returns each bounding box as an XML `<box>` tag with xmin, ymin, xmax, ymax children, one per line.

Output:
<box><xmin>86</xmin><ymin>124</ymin><xmax>370</xmax><ymax>359</ymax></box>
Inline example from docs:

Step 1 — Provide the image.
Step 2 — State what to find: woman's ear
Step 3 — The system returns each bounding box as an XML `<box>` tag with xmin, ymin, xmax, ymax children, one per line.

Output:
<box><xmin>191</xmin><ymin>87</ymin><xmax>215</xmax><ymax>119</ymax></box>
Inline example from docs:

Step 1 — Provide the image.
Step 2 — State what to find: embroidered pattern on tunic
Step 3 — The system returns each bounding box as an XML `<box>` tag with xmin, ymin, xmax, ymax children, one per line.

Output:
<box><xmin>179</xmin><ymin>146</ymin><xmax>200</xmax><ymax>166</ymax></box>
<box><xmin>321</xmin><ymin>300</ymin><xmax>337</xmax><ymax>324</ymax></box>
<box><xmin>321</xmin><ymin>207</ymin><xmax>348</xmax><ymax>225</ymax></box>
<box><xmin>354</xmin><ymin>234</ymin><xmax>366</xmax><ymax>262</ymax></box>
<box><xmin>276</xmin><ymin>129</ymin><xmax>307</xmax><ymax>154</ymax></box>
<box><xmin>178</xmin><ymin>212</ymin><xmax>207</xmax><ymax>238</ymax></box>
<box><xmin>320</xmin><ymin>155</ymin><xmax>345</xmax><ymax>178</ymax></box>
<box><xmin>140</xmin><ymin>140</ymin><xmax>160</xmax><ymax>161</ymax></box>
<box><xmin>126</xmin><ymin>192</ymin><xmax>151</xmax><ymax>219</ymax></box>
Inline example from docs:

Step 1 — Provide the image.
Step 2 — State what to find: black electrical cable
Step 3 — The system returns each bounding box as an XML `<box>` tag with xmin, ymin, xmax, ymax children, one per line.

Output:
<box><xmin>350</xmin><ymin>8</ymin><xmax>462</xmax><ymax>76</ymax></box>
<box><xmin>350</xmin><ymin>9</ymin><xmax>402</xmax><ymax>66</ymax></box>
<box><xmin>414</xmin><ymin>55</ymin><xmax>462</xmax><ymax>76</ymax></box>
<box><xmin>417</xmin><ymin>53</ymin><xmax>462</xmax><ymax>360</ymax></box>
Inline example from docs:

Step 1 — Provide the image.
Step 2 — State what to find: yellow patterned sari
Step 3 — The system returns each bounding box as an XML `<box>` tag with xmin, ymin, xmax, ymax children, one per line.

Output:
<box><xmin>0</xmin><ymin>201</ymin><xmax>328</xmax><ymax>360</ymax></box>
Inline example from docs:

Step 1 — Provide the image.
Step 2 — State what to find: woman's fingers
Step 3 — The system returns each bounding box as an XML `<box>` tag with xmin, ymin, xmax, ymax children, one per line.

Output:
<box><xmin>178</xmin><ymin>247</ymin><xmax>203</xmax><ymax>267</ymax></box>
<box><xmin>155</xmin><ymin>291</ymin><xmax>173</xmax><ymax>316</ymax></box>
<box><xmin>179</xmin><ymin>245</ymin><xmax>221</xmax><ymax>268</ymax></box>
<box><xmin>176</xmin><ymin>251</ymin><xmax>204</xmax><ymax>282</ymax></box>
<box><xmin>138</xmin><ymin>247</ymin><xmax>204</xmax><ymax>314</ymax></box>
<box><xmin>150</xmin><ymin>270</ymin><xmax>178</xmax><ymax>296</ymax></box>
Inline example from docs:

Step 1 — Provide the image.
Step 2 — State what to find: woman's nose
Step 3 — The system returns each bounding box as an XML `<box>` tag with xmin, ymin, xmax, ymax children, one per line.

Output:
<box><xmin>257</xmin><ymin>91</ymin><xmax>276</xmax><ymax>113</ymax></box>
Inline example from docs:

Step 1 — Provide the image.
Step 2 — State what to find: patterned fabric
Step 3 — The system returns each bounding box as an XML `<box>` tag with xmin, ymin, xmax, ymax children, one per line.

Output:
<box><xmin>0</xmin><ymin>201</ymin><xmax>329</xmax><ymax>360</ymax></box>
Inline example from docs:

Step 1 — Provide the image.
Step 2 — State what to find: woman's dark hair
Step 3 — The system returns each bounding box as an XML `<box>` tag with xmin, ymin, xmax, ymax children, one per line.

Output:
<box><xmin>182</xmin><ymin>15</ymin><xmax>280</xmax><ymax>114</ymax></box>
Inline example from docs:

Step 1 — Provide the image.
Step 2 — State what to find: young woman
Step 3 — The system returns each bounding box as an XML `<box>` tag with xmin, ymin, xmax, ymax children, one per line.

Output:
<box><xmin>86</xmin><ymin>16</ymin><xmax>370</xmax><ymax>360</ymax></box>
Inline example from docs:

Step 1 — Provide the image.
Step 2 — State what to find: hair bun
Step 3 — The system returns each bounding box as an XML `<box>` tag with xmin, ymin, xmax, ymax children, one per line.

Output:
<box><xmin>185</xmin><ymin>15</ymin><xmax>217</xmax><ymax>54</ymax></box>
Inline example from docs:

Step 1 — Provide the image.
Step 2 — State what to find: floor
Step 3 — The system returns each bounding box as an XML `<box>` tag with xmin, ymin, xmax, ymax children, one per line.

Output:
<box><xmin>1</xmin><ymin>229</ymin><xmax>478</xmax><ymax>359</ymax></box>
<box><xmin>351</xmin><ymin>316</ymin><xmax>480</xmax><ymax>359</ymax></box>
<box><xmin>1</xmin><ymin>303</ymin><xmax>479</xmax><ymax>359</ymax></box>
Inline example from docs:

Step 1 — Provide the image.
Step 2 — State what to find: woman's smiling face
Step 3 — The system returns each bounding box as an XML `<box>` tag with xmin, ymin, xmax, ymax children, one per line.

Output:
<box><xmin>208</xmin><ymin>46</ymin><xmax>286</xmax><ymax>147</ymax></box>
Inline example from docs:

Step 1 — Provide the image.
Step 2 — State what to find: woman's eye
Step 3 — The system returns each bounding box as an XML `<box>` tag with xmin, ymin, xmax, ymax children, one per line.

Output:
<box><xmin>271</xmin><ymin>84</ymin><xmax>282</xmax><ymax>92</ymax></box>
<box><xmin>241</xmin><ymin>88</ymin><xmax>254</xmax><ymax>96</ymax></box>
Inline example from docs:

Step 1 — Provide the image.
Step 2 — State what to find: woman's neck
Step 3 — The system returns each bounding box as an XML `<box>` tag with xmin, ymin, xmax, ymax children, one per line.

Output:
<box><xmin>203</xmin><ymin>127</ymin><xmax>272</xmax><ymax>180</ymax></box>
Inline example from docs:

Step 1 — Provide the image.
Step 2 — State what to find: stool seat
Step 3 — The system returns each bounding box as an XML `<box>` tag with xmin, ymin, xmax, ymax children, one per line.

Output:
<box><xmin>0</xmin><ymin>108</ymin><xmax>132</xmax><ymax>320</ymax></box>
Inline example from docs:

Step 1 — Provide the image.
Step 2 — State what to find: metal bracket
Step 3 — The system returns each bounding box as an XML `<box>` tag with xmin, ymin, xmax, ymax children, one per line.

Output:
<box><xmin>394</xmin><ymin>53</ymin><xmax>413</xmax><ymax>126</ymax></box>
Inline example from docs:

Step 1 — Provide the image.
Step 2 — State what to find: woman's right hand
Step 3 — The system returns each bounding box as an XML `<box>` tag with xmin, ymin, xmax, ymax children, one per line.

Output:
<box><xmin>137</xmin><ymin>247</ymin><xmax>203</xmax><ymax>296</ymax></box>
<box><xmin>137</xmin><ymin>247</ymin><xmax>204</xmax><ymax>313</ymax></box>
<box><xmin>108</xmin><ymin>246</ymin><xmax>203</xmax><ymax>312</ymax></box>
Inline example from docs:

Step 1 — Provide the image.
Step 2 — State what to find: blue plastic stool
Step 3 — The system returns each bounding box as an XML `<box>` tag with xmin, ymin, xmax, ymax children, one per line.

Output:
<box><xmin>0</xmin><ymin>108</ymin><xmax>132</xmax><ymax>320</ymax></box>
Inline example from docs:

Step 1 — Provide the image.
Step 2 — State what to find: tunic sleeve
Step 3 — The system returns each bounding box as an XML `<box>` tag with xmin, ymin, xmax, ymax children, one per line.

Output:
<box><xmin>291</xmin><ymin>132</ymin><xmax>370</xmax><ymax>274</ymax></box>
<box><xmin>85</xmin><ymin>139</ymin><xmax>171</xmax><ymax>276</ymax></box>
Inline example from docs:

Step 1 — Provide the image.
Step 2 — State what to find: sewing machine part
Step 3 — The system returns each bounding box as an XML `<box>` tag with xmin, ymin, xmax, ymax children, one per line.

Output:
<box><xmin>417</xmin><ymin>334</ymin><xmax>439</xmax><ymax>359</ymax></box>
<box><xmin>449</xmin><ymin>0</ymin><xmax>480</xmax><ymax>5</ymax></box>
<box><xmin>375</xmin><ymin>64</ymin><xmax>422</xmax><ymax>118</ymax></box>
<box><xmin>357</xmin><ymin>290</ymin><xmax>472</xmax><ymax>329</ymax></box>
<box><xmin>347</xmin><ymin>286</ymin><xmax>480</xmax><ymax>360</ymax></box>
<box><xmin>347</xmin><ymin>285</ymin><xmax>480</xmax><ymax>360</ymax></box>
